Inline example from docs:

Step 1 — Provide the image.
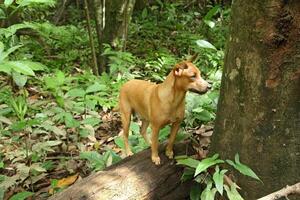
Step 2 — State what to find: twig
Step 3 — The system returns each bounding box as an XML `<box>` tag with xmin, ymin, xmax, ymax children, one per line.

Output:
<box><xmin>257</xmin><ymin>182</ymin><xmax>300</xmax><ymax>200</ymax></box>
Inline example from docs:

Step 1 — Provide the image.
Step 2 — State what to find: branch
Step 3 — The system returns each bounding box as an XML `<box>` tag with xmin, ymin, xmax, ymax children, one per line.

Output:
<box><xmin>257</xmin><ymin>182</ymin><xmax>300</xmax><ymax>200</ymax></box>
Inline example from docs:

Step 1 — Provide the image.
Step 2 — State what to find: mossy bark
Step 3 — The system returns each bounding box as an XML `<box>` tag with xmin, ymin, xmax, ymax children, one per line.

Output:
<box><xmin>212</xmin><ymin>0</ymin><xmax>300</xmax><ymax>199</ymax></box>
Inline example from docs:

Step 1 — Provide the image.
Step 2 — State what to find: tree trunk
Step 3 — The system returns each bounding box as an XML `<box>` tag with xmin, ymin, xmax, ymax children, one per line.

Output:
<box><xmin>212</xmin><ymin>0</ymin><xmax>300</xmax><ymax>199</ymax></box>
<box><xmin>49</xmin><ymin>141</ymin><xmax>194</xmax><ymax>200</ymax></box>
<box><xmin>92</xmin><ymin>0</ymin><xmax>135</xmax><ymax>74</ymax></box>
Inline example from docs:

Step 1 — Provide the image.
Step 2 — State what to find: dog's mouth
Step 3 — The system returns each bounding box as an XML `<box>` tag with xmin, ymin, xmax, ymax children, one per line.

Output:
<box><xmin>189</xmin><ymin>88</ymin><xmax>208</xmax><ymax>95</ymax></box>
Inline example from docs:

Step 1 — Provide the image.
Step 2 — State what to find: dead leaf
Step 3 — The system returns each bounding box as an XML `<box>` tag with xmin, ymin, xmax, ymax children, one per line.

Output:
<box><xmin>49</xmin><ymin>173</ymin><xmax>79</xmax><ymax>194</ymax></box>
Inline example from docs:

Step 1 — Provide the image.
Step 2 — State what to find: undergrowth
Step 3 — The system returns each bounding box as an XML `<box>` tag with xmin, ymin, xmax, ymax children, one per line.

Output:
<box><xmin>0</xmin><ymin>1</ymin><xmax>230</xmax><ymax>199</ymax></box>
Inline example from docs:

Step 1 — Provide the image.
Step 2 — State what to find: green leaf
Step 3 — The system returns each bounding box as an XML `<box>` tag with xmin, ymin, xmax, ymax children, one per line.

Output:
<box><xmin>79</xmin><ymin>151</ymin><xmax>105</xmax><ymax>171</ymax></box>
<box><xmin>130</xmin><ymin>122</ymin><xmax>140</xmax><ymax>134</ymax></box>
<box><xmin>4</xmin><ymin>0</ymin><xmax>14</xmax><ymax>7</ymax></box>
<box><xmin>213</xmin><ymin>166</ymin><xmax>227</xmax><ymax>195</ymax></box>
<box><xmin>190</xmin><ymin>184</ymin><xmax>201</xmax><ymax>200</ymax></box>
<box><xmin>176</xmin><ymin>157</ymin><xmax>200</xmax><ymax>169</ymax></box>
<box><xmin>64</xmin><ymin>113</ymin><xmax>80</xmax><ymax>128</ymax></box>
<box><xmin>12</xmin><ymin>72</ymin><xmax>27</xmax><ymax>88</ymax></box>
<box><xmin>226</xmin><ymin>154</ymin><xmax>261</xmax><ymax>181</ymax></box>
<box><xmin>18</xmin><ymin>61</ymin><xmax>47</xmax><ymax>71</ymax></box>
<box><xmin>9</xmin><ymin>191</ymin><xmax>34</xmax><ymax>200</ymax></box>
<box><xmin>3</xmin><ymin>61</ymin><xmax>35</xmax><ymax>76</ymax></box>
<box><xmin>204</xmin><ymin>5</ymin><xmax>220</xmax><ymax>21</ymax></box>
<box><xmin>224</xmin><ymin>184</ymin><xmax>244</xmax><ymax>200</ymax></box>
<box><xmin>66</xmin><ymin>88</ymin><xmax>86</xmax><ymax>98</ymax></box>
<box><xmin>17</xmin><ymin>0</ymin><xmax>56</xmax><ymax>7</ymax></box>
<box><xmin>196</xmin><ymin>40</ymin><xmax>217</xmax><ymax>50</ymax></box>
<box><xmin>81</xmin><ymin>117</ymin><xmax>101</xmax><ymax>126</ymax></box>
<box><xmin>204</xmin><ymin>20</ymin><xmax>215</xmax><ymax>28</ymax></box>
<box><xmin>0</xmin><ymin>45</ymin><xmax>23</xmax><ymax>62</ymax></box>
<box><xmin>0</xmin><ymin>162</ymin><xmax>4</xmax><ymax>169</ymax></box>
<box><xmin>114</xmin><ymin>136</ymin><xmax>125</xmax><ymax>150</ymax></box>
<box><xmin>200</xmin><ymin>182</ymin><xmax>217</xmax><ymax>200</ymax></box>
<box><xmin>86</xmin><ymin>82</ymin><xmax>107</xmax><ymax>93</ymax></box>
<box><xmin>194</xmin><ymin>154</ymin><xmax>224</xmax><ymax>176</ymax></box>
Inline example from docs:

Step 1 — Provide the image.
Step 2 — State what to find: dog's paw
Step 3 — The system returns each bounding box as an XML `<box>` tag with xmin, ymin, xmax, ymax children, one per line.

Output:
<box><xmin>126</xmin><ymin>150</ymin><xmax>134</xmax><ymax>157</ymax></box>
<box><xmin>165</xmin><ymin>149</ymin><xmax>174</xmax><ymax>159</ymax></box>
<box><xmin>151</xmin><ymin>155</ymin><xmax>161</xmax><ymax>165</ymax></box>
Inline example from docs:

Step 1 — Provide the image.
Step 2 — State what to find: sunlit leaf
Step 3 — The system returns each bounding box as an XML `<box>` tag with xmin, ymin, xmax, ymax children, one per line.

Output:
<box><xmin>194</xmin><ymin>154</ymin><xmax>224</xmax><ymax>176</ymax></box>
<box><xmin>49</xmin><ymin>174</ymin><xmax>78</xmax><ymax>194</ymax></box>
<box><xmin>213</xmin><ymin>166</ymin><xmax>227</xmax><ymax>195</ymax></box>
<box><xmin>226</xmin><ymin>154</ymin><xmax>261</xmax><ymax>181</ymax></box>
<box><xmin>12</xmin><ymin>72</ymin><xmax>27</xmax><ymax>87</ymax></box>
<box><xmin>177</xmin><ymin>157</ymin><xmax>200</xmax><ymax>169</ymax></box>
<box><xmin>196</xmin><ymin>40</ymin><xmax>217</xmax><ymax>50</ymax></box>
<box><xmin>200</xmin><ymin>182</ymin><xmax>217</xmax><ymax>200</ymax></box>
<box><xmin>4</xmin><ymin>0</ymin><xmax>14</xmax><ymax>7</ymax></box>
<box><xmin>86</xmin><ymin>82</ymin><xmax>107</xmax><ymax>93</ymax></box>
<box><xmin>224</xmin><ymin>184</ymin><xmax>244</xmax><ymax>200</ymax></box>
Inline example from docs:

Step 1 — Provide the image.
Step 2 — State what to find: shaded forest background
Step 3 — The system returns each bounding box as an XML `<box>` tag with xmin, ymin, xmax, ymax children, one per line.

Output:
<box><xmin>0</xmin><ymin>0</ymin><xmax>230</xmax><ymax>199</ymax></box>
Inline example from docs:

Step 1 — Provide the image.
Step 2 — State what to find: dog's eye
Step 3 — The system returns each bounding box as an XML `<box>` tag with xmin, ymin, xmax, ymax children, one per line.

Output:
<box><xmin>190</xmin><ymin>74</ymin><xmax>197</xmax><ymax>79</ymax></box>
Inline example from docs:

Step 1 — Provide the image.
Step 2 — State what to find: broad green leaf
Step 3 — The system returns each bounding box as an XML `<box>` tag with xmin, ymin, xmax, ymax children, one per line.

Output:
<box><xmin>18</xmin><ymin>61</ymin><xmax>46</xmax><ymax>71</ymax></box>
<box><xmin>0</xmin><ymin>45</ymin><xmax>23</xmax><ymax>62</ymax></box>
<box><xmin>224</xmin><ymin>184</ymin><xmax>244</xmax><ymax>200</ymax></box>
<box><xmin>213</xmin><ymin>166</ymin><xmax>227</xmax><ymax>195</ymax></box>
<box><xmin>114</xmin><ymin>136</ymin><xmax>125</xmax><ymax>150</ymax></box>
<box><xmin>200</xmin><ymin>182</ymin><xmax>217</xmax><ymax>200</ymax></box>
<box><xmin>204</xmin><ymin>5</ymin><xmax>220</xmax><ymax>21</ymax></box>
<box><xmin>9</xmin><ymin>191</ymin><xmax>34</xmax><ymax>200</ymax></box>
<box><xmin>190</xmin><ymin>184</ymin><xmax>201</xmax><ymax>200</ymax></box>
<box><xmin>66</xmin><ymin>88</ymin><xmax>86</xmax><ymax>98</ymax></box>
<box><xmin>86</xmin><ymin>82</ymin><xmax>107</xmax><ymax>93</ymax></box>
<box><xmin>196</xmin><ymin>40</ymin><xmax>217</xmax><ymax>50</ymax></box>
<box><xmin>0</xmin><ymin>162</ymin><xmax>4</xmax><ymax>169</ymax></box>
<box><xmin>0</xmin><ymin>23</ymin><xmax>35</xmax><ymax>38</ymax></box>
<box><xmin>79</xmin><ymin>151</ymin><xmax>105</xmax><ymax>171</ymax></box>
<box><xmin>226</xmin><ymin>154</ymin><xmax>261</xmax><ymax>181</ymax></box>
<box><xmin>81</xmin><ymin>117</ymin><xmax>101</xmax><ymax>126</ymax></box>
<box><xmin>3</xmin><ymin>61</ymin><xmax>35</xmax><ymax>76</ymax></box>
<box><xmin>18</xmin><ymin>0</ymin><xmax>56</xmax><ymax>7</ymax></box>
<box><xmin>130</xmin><ymin>122</ymin><xmax>140</xmax><ymax>134</ymax></box>
<box><xmin>12</xmin><ymin>72</ymin><xmax>27</xmax><ymax>87</ymax></box>
<box><xmin>204</xmin><ymin>20</ymin><xmax>215</xmax><ymax>28</ymax></box>
<box><xmin>55</xmin><ymin>70</ymin><xmax>65</xmax><ymax>86</ymax></box>
<box><xmin>4</xmin><ymin>0</ymin><xmax>14</xmax><ymax>7</ymax></box>
<box><xmin>194</xmin><ymin>154</ymin><xmax>224</xmax><ymax>176</ymax></box>
<box><xmin>64</xmin><ymin>113</ymin><xmax>80</xmax><ymax>128</ymax></box>
<box><xmin>177</xmin><ymin>157</ymin><xmax>200</xmax><ymax>169</ymax></box>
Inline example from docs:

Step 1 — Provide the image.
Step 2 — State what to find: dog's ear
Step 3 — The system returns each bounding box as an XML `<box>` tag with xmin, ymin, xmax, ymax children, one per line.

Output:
<box><xmin>187</xmin><ymin>53</ymin><xmax>198</xmax><ymax>63</ymax></box>
<box><xmin>174</xmin><ymin>62</ymin><xmax>188</xmax><ymax>76</ymax></box>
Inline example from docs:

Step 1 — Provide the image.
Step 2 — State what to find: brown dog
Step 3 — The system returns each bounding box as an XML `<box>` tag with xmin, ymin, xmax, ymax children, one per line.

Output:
<box><xmin>117</xmin><ymin>60</ymin><xmax>210</xmax><ymax>165</ymax></box>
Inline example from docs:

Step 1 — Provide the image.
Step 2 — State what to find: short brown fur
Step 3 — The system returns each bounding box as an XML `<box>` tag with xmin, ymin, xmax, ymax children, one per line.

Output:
<box><xmin>118</xmin><ymin>61</ymin><xmax>210</xmax><ymax>165</ymax></box>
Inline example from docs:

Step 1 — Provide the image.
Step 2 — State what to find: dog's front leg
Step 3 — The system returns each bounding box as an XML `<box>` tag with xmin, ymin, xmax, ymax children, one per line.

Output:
<box><xmin>165</xmin><ymin>122</ymin><xmax>181</xmax><ymax>159</ymax></box>
<box><xmin>150</xmin><ymin>124</ymin><xmax>161</xmax><ymax>165</ymax></box>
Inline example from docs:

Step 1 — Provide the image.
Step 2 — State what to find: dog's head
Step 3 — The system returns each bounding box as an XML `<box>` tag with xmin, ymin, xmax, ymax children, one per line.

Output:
<box><xmin>173</xmin><ymin>61</ymin><xmax>210</xmax><ymax>94</ymax></box>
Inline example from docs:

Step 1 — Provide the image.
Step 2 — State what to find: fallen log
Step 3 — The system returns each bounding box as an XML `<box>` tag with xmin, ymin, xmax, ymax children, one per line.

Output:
<box><xmin>49</xmin><ymin>141</ymin><xmax>195</xmax><ymax>200</ymax></box>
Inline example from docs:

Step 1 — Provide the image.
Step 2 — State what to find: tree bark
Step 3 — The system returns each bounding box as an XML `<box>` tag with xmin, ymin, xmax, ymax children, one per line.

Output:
<box><xmin>212</xmin><ymin>0</ymin><xmax>300</xmax><ymax>199</ymax></box>
<box><xmin>49</xmin><ymin>141</ymin><xmax>194</xmax><ymax>200</ymax></box>
<box><xmin>92</xmin><ymin>0</ymin><xmax>135</xmax><ymax>74</ymax></box>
